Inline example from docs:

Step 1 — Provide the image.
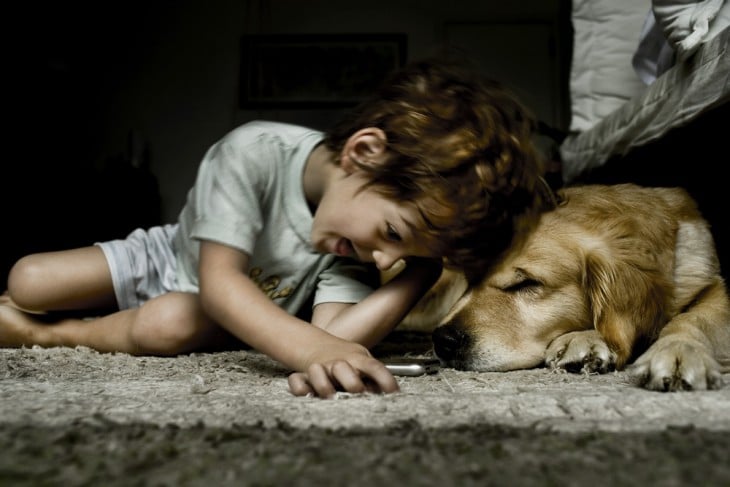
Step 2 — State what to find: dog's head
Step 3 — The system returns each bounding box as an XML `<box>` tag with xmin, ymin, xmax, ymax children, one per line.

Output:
<box><xmin>432</xmin><ymin>185</ymin><xmax>686</xmax><ymax>371</ymax></box>
<box><xmin>432</xmin><ymin>210</ymin><xmax>592</xmax><ymax>371</ymax></box>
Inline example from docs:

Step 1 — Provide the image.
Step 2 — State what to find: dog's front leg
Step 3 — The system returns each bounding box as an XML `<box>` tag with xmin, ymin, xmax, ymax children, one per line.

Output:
<box><xmin>583</xmin><ymin>252</ymin><xmax>665</xmax><ymax>369</ymax></box>
<box><xmin>628</xmin><ymin>280</ymin><xmax>730</xmax><ymax>391</ymax></box>
<box><xmin>545</xmin><ymin>330</ymin><xmax>617</xmax><ymax>374</ymax></box>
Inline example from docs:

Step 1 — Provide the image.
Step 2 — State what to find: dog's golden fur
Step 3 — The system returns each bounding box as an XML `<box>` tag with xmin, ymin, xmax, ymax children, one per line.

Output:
<box><xmin>397</xmin><ymin>183</ymin><xmax>730</xmax><ymax>391</ymax></box>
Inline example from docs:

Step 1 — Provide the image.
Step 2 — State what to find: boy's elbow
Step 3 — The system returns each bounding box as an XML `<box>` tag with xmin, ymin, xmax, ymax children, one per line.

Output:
<box><xmin>311</xmin><ymin>302</ymin><xmax>352</xmax><ymax>331</ymax></box>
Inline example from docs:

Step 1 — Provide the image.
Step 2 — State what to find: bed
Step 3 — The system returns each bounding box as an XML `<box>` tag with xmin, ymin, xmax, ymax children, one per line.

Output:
<box><xmin>557</xmin><ymin>0</ymin><xmax>730</xmax><ymax>279</ymax></box>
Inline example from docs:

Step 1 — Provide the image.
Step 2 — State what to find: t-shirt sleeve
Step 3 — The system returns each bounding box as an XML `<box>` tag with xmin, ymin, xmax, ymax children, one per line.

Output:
<box><xmin>313</xmin><ymin>259</ymin><xmax>378</xmax><ymax>306</ymax></box>
<box><xmin>190</xmin><ymin>135</ymin><xmax>271</xmax><ymax>255</ymax></box>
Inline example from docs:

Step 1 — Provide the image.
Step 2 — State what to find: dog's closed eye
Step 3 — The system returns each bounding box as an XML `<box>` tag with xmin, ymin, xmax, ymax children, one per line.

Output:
<box><xmin>503</xmin><ymin>277</ymin><xmax>541</xmax><ymax>293</ymax></box>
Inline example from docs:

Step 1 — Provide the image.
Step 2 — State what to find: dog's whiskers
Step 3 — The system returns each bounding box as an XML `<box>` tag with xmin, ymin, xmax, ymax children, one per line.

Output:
<box><xmin>437</xmin><ymin>370</ymin><xmax>456</xmax><ymax>393</ymax></box>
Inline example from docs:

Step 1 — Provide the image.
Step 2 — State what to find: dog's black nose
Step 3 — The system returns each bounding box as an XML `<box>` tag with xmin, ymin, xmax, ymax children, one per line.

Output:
<box><xmin>432</xmin><ymin>324</ymin><xmax>470</xmax><ymax>360</ymax></box>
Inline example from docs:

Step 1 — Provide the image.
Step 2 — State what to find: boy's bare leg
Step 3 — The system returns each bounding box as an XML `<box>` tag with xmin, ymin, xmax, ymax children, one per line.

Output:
<box><xmin>0</xmin><ymin>292</ymin><xmax>236</xmax><ymax>355</ymax></box>
<box><xmin>6</xmin><ymin>246</ymin><xmax>117</xmax><ymax>312</ymax></box>
<box><xmin>0</xmin><ymin>304</ymin><xmax>137</xmax><ymax>352</ymax></box>
<box><xmin>2</xmin><ymin>246</ymin><xmax>239</xmax><ymax>355</ymax></box>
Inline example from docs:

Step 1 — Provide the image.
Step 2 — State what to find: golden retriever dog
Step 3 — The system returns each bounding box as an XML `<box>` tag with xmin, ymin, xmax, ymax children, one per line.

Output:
<box><xmin>396</xmin><ymin>183</ymin><xmax>730</xmax><ymax>391</ymax></box>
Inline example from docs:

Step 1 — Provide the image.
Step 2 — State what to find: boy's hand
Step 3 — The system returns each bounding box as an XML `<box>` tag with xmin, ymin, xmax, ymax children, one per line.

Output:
<box><xmin>288</xmin><ymin>348</ymin><xmax>400</xmax><ymax>398</ymax></box>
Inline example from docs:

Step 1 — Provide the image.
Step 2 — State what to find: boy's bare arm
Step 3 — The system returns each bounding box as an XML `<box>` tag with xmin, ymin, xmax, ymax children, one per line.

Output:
<box><xmin>197</xmin><ymin>241</ymin><xmax>399</xmax><ymax>397</ymax></box>
<box><xmin>311</xmin><ymin>258</ymin><xmax>442</xmax><ymax>348</ymax></box>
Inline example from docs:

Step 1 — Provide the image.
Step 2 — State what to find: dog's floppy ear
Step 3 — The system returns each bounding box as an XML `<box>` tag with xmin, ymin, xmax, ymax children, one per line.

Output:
<box><xmin>582</xmin><ymin>249</ymin><xmax>669</xmax><ymax>368</ymax></box>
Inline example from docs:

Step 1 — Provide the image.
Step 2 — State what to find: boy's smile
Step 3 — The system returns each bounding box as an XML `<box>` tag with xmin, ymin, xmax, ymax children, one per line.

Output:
<box><xmin>333</xmin><ymin>237</ymin><xmax>355</xmax><ymax>258</ymax></box>
<box><xmin>310</xmin><ymin>171</ymin><xmax>432</xmax><ymax>270</ymax></box>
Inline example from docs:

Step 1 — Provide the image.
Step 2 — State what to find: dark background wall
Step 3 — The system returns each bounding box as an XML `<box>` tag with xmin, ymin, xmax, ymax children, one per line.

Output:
<box><xmin>3</xmin><ymin>0</ymin><xmax>571</xmax><ymax>286</ymax></box>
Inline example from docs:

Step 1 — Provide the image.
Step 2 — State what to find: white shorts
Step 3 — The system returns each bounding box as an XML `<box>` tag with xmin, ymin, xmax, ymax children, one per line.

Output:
<box><xmin>96</xmin><ymin>223</ymin><xmax>181</xmax><ymax>310</ymax></box>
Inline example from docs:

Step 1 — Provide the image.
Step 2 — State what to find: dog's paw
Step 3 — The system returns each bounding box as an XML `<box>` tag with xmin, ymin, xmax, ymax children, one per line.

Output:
<box><xmin>627</xmin><ymin>338</ymin><xmax>724</xmax><ymax>392</ymax></box>
<box><xmin>545</xmin><ymin>330</ymin><xmax>617</xmax><ymax>374</ymax></box>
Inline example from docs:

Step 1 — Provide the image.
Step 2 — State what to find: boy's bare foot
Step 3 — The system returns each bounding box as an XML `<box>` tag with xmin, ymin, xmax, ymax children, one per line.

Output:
<box><xmin>0</xmin><ymin>303</ymin><xmax>50</xmax><ymax>347</ymax></box>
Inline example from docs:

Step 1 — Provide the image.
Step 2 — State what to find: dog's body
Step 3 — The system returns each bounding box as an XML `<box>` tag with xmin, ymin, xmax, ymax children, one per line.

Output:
<box><xmin>398</xmin><ymin>183</ymin><xmax>730</xmax><ymax>391</ymax></box>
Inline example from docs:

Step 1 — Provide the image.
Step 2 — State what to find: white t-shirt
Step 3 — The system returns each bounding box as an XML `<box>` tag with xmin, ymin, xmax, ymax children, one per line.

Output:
<box><xmin>174</xmin><ymin>121</ymin><xmax>375</xmax><ymax>315</ymax></box>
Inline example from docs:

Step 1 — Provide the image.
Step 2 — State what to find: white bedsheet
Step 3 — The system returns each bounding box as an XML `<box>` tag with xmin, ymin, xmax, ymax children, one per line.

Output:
<box><xmin>560</xmin><ymin>26</ymin><xmax>729</xmax><ymax>184</ymax></box>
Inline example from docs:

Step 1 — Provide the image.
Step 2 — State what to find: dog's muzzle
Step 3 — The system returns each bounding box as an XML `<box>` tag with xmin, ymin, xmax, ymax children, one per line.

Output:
<box><xmin>432</xmin><ymin>324</ymin><xmax>471</xmax><ymax>362</ymax></box>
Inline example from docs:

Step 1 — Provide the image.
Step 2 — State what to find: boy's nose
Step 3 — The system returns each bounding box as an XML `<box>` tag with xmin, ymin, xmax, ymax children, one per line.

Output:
<box><xmin>372</xmin><ymin>249</ymin><xmax>400</xmax><ymax>271</ymax></box>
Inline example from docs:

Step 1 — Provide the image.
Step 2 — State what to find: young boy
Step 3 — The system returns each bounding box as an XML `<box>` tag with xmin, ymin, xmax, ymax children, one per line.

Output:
<box><xmin>0</xmin><ymin>58</ymin><xmax>547</xmax><ymax>398</ymax></box>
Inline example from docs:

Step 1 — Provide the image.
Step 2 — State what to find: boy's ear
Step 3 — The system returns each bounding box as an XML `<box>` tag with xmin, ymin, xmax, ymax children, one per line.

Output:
<box><xmin>341</xmin><ymin>127</ymin><xmax>388</xmax><ymax>173</ymax></box>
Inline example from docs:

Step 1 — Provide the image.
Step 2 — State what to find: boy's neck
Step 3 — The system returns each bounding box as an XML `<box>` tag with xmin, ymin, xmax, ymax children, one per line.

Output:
<box><xmin>303</xmin><ymin>143</ymin><xmax>340</xmax><ymax>212</ymax></box>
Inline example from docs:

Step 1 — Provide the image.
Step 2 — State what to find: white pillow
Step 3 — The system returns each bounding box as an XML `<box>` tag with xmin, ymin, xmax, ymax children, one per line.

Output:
<box><xmin>569</xmin><ymin>0</ymin><xmax>651</xmax><ymax>132</ymax></box>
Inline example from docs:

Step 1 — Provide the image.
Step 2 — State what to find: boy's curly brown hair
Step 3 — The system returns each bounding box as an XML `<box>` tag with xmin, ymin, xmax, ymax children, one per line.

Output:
<box><xmin>323</xmin><ymin>58</ymin><xmax>552</xmax><ymax>280</ymax></box>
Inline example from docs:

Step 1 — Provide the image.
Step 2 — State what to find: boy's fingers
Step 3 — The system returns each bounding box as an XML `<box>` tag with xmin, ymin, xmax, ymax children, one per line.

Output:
<box><xmin>329</xmin><ymin>361</ymin><xmax>367</xmax><ymax>394</ymax></box>
<box><xmin>288</xmin><ymin>359</ymin><xmax>400</xmax><ymax>398</ymax></box>
<box><xmin>329</xmin><ymin>358</ymin><xmax>400</xmax><ymax>395</ymax></box>
<box><xmin>305</xmin><ymin>362</ymin><xmax>338</xmax><ymax>399</ymax></box>
<box><xmin>359</xmin><ymin>359</ymin><xmax>400</xmax><ymax>394</ymax></box>
<box><xmin>288</xmin><ymin>367</ymin><xmax>347</xmax><ymax>399</ymax></box>
<box><xmin>287</xmin><ymin>372</ymin><xmax>314</xmax><ymax>396</ymax></box>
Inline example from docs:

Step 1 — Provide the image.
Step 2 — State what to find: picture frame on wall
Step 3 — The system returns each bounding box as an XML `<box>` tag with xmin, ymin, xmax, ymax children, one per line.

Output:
<box><xmin>239</xmin><ymin>33</ymin><xmax>407</xmax><ymax>109</ymax></box>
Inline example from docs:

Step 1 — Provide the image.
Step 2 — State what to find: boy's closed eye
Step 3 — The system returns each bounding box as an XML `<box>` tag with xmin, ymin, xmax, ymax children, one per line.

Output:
<box><xmin>386</xmin><ymin>223</ymin><xmax>402</xmax><ymax>242</ymax></box>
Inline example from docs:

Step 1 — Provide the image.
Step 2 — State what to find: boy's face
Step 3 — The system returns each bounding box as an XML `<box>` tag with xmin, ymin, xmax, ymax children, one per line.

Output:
<box><xmin>311</xmin><ymin>171</ymin><xmax>433</xmax><ymax>271</ymax></box>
